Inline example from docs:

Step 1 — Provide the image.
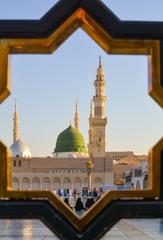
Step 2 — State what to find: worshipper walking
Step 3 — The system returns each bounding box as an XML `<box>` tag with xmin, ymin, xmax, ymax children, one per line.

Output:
<box><xmin>74</xmin><ymin>197</ymin><xmax>85</xmax><ymax>216</ymax></box>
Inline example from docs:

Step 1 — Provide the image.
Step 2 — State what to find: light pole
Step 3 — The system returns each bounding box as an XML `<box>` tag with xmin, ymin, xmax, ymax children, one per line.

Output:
<box><xmin>86</xmin><ymin>152</ymin><xmax>94</xmax><ymax>192</ymax></box>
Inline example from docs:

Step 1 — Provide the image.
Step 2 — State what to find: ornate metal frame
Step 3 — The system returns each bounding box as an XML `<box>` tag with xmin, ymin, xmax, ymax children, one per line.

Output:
<box><xmin>0</xmin><ymin>0</ymin><xmax>162</xmax><ymax>239</ymax></box>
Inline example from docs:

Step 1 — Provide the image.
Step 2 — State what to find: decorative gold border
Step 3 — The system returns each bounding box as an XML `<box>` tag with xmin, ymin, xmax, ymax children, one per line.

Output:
<box><xmin>0</xmin><ymin>9</ymin><xmax>162</xmax><ymax>231</ymax></box>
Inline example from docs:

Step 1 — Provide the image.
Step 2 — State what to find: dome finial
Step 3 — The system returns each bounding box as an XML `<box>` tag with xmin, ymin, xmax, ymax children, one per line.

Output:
<box><xmin>69</xmin><ymin>120</ymin><xmax>72</xmax><ymax>126</ymax></box>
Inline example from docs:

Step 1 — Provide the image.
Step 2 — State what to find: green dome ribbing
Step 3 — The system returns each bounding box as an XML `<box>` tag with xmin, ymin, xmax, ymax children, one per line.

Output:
<box><xmin>54</xmin><ymin>125</ymin><xmax>87</xmax><ymax>153</ymax></box>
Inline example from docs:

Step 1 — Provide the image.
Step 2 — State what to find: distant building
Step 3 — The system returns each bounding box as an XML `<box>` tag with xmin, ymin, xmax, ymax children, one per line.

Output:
<box><xmin>124</xmin><ymin>160</ymin><xmax>148</xmax><ymax>189</ymax></box>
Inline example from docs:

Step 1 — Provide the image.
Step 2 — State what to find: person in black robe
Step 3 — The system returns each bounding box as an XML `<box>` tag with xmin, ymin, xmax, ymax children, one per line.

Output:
<box><xmin>64</xmin><ymin>197</ymin><xmax>73</xmax><ymax>209</ymax></box>
<box><xmin>74</xmin><ymin>197</ymin><xmax>85</xmax><ymax>215</ymax></box>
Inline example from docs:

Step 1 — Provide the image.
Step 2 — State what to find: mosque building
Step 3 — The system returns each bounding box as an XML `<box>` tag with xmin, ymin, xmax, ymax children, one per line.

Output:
<box><xmin>11</xmin><ymin>58</ymin><xmax>142</xmax><ymax>191</ymax></box>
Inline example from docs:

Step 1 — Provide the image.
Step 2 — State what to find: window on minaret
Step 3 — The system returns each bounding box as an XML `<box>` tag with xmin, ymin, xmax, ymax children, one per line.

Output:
<box><xmin>95</xmin><ymin>107</ymin><xmax>102</xmax><ymax>116</ymax></box>
<box><xmin>18</xmin><ymin>160</ymin><xmax>21</xmax><ymax>167</ymax></box>
<box><xmin>13</xmin><ymin>160</ymin><xmax>16</xmax><ymax>167</ymax></box>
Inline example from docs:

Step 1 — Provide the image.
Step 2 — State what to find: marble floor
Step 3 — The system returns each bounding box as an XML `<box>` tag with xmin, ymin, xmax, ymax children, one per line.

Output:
<box><xmin>0</xmin><ymin>219</ymin><xmax>163</xmax><ymax>239</ymax></box>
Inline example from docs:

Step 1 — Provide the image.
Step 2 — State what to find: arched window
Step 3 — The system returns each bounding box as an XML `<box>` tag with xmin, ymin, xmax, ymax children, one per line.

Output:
<box><xmin>12</xmin><ymin>177</ymin><xmax>20</xmax><ymax>190</ymax></box>
<box><xmin>32</xmin><ymin>177</ymin><xmax>40</xmax><ymax>190</ymax></box>
<box><xmin>42</xmin><ymin>177</ymin><xmax>51</xmax><ymax>190</ymax></box>
<box><xmin>22</xmin><ymin>177</ymin><xmax>30</xmax><ymax>190</ymax></box>
<box><xmin>73</xmin><ymin>177</ymin><xmax>82</xmax><ymax>191</ymax></box>
<box><xmin>83</xmin><ymin>177</ymin><xmax>88</xmax><ymax>187</ymax></box>
<box><xmin>63</xmin><ymin>178</ymin><xmax>71</xmax><ymax>190</ymax></box>
<box><xmin>52</xmin><ymin>177</ymin><xmax>61</xmax><ymax>191</ymax></box>
<box><xmin>13</xmin><ymin>160</ymin><xmax>16</xmax><ymax>167</ymax></box>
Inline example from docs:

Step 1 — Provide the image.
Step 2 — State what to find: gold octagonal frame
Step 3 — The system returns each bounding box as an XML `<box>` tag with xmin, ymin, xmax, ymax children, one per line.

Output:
<box><xmin>0</xmin><ymin>9</ymin><xmax>162</xmax><ymax>231</ymax></box>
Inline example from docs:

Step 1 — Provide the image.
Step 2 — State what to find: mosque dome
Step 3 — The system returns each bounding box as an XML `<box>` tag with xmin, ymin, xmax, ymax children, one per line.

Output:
<box><xmin>10</xmin><ymin>139</ymin><xmax>32</xmax><ymax>158</ymax></box>
<box><xmin>54</xmin><ymin>125</ymin><xmax>87</xmax><ymax>155</ymax></box>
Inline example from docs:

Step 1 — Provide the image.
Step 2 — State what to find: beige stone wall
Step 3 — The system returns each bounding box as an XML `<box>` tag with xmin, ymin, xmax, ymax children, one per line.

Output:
<box><xmin>106</xmin><ymin>152</ymin><xmax>134</xmax><ymax>161</ymax></box>
<box><xmin>12</xmin><ymin>171</ymin><xmax>110</xmax><ymax>191</ymax></box>
<box><xmin>12</xmin><ymin>155</ymin><xmax>113</xmax><ymax>190</ymax></box>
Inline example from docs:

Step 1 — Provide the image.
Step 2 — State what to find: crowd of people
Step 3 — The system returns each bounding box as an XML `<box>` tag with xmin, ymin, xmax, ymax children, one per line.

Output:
<box><xmin>58</xmin><ymin>187</ymin><xmax>104</xmax><ymax>215</ymax></box>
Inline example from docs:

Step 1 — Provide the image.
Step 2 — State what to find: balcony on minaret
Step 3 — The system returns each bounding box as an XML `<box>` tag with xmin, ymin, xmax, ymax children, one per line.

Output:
<box><xmin>91</xmin><ymin>117</ymin><xmax>107</xmax><ymax>127</ymax></box>
<box><xmin>94</xmin><ymin>80</ymin><xmax>105</xmax><ymax>97</ymax></box>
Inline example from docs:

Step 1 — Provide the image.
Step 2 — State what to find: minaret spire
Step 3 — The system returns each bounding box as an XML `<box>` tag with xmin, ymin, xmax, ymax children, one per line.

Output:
<box><xmin>74</xmin><ymin>98</ymin><xmax>79</xmax><ymax>130</ymax></box>
<box><xmin>99</xmin><ymin>56</ymin><xmax>102</xmax><ymax>67</ymax></box>
<box><xmin>13</xmin><ymin>99</ymin><xmax>19</xmax><ymax>144</ymax></box>
<box><xmin>90</xmin><ymin>100</ymin><xmax>93</xmax><ymax>118</ymax></box>
<box><xmin>94</xmin><ymin>56</ymin><xmax>106</xmax><ymax>117</ymax></box>
<box><xmin>14</xmin><ymin>98</ymin><xmax>16</xmax><ymax>112</ymax></box>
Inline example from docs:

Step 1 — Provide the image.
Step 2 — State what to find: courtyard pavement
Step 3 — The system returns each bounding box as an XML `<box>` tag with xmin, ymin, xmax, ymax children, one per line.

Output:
<box><xmin>0</xmin><ymin>219</ymin><xmax>162</xmax><ymax>239</ymax></box>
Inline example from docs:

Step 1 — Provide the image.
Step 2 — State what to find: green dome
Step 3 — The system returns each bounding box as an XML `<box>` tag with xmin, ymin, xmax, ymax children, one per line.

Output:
<box><xmin>54</xmin><ymin>125</ymin><xmax>87</xmax><ymax>153</ymax></box>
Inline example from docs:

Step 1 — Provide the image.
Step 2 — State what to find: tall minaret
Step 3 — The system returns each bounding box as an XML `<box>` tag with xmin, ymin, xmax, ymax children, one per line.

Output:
<box><xmin>88</xmin><ymin>57</ymin><xmax>107</xmax><ymax>157</ymax></box>
<box><xmin>74</xmin><ymin>98</ymin><xmax>79</xmax><ymax>130</ymax></box>
<box><xmin>13</xmin><ymin>99</ymin><xmax>19</xmax><ymax>144</ymax></box>
<box><xmin>88</xmin><ymin>100</ymin><xmax>93</xmax><ymax>152</ymax></box>
<box><xmin>93</xmin><ymin>56</ymin><xmax>106</xmax><ymax>118</ymax></box>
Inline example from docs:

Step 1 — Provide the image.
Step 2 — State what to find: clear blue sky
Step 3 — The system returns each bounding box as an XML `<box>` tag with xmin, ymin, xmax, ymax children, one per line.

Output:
<box><xmin>0</xmin><ymin>0</ymin><xmax>162</xmax><ymax>157</ymax></box>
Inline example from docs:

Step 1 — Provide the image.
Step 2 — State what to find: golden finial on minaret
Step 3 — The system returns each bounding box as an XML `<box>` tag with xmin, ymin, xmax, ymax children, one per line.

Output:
<box><xmin>13</xmin><ymin>98</ymin><xmax>19</xmax><ymax>144</ymax></box>
<box><xmin>96</xmin><ymin>56</ymin><xmax>104</xmax><ymax>79</ymax></box>
<box><xmin>74</xmin><ymin>98</ymin><xmax>79</xmax><ymax>130</ymax></box>
<box><xmin>99</xmin><ymin>56</ymin><xmax>102</xmax><ymax>67</ymax></box>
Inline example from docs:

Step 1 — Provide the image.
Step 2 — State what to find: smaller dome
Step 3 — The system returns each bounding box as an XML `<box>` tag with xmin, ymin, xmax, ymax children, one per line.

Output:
<box><xmin>10</xmin><ymin>139</ymin><xmax>31</xmax><ymax>158</ymax></box>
